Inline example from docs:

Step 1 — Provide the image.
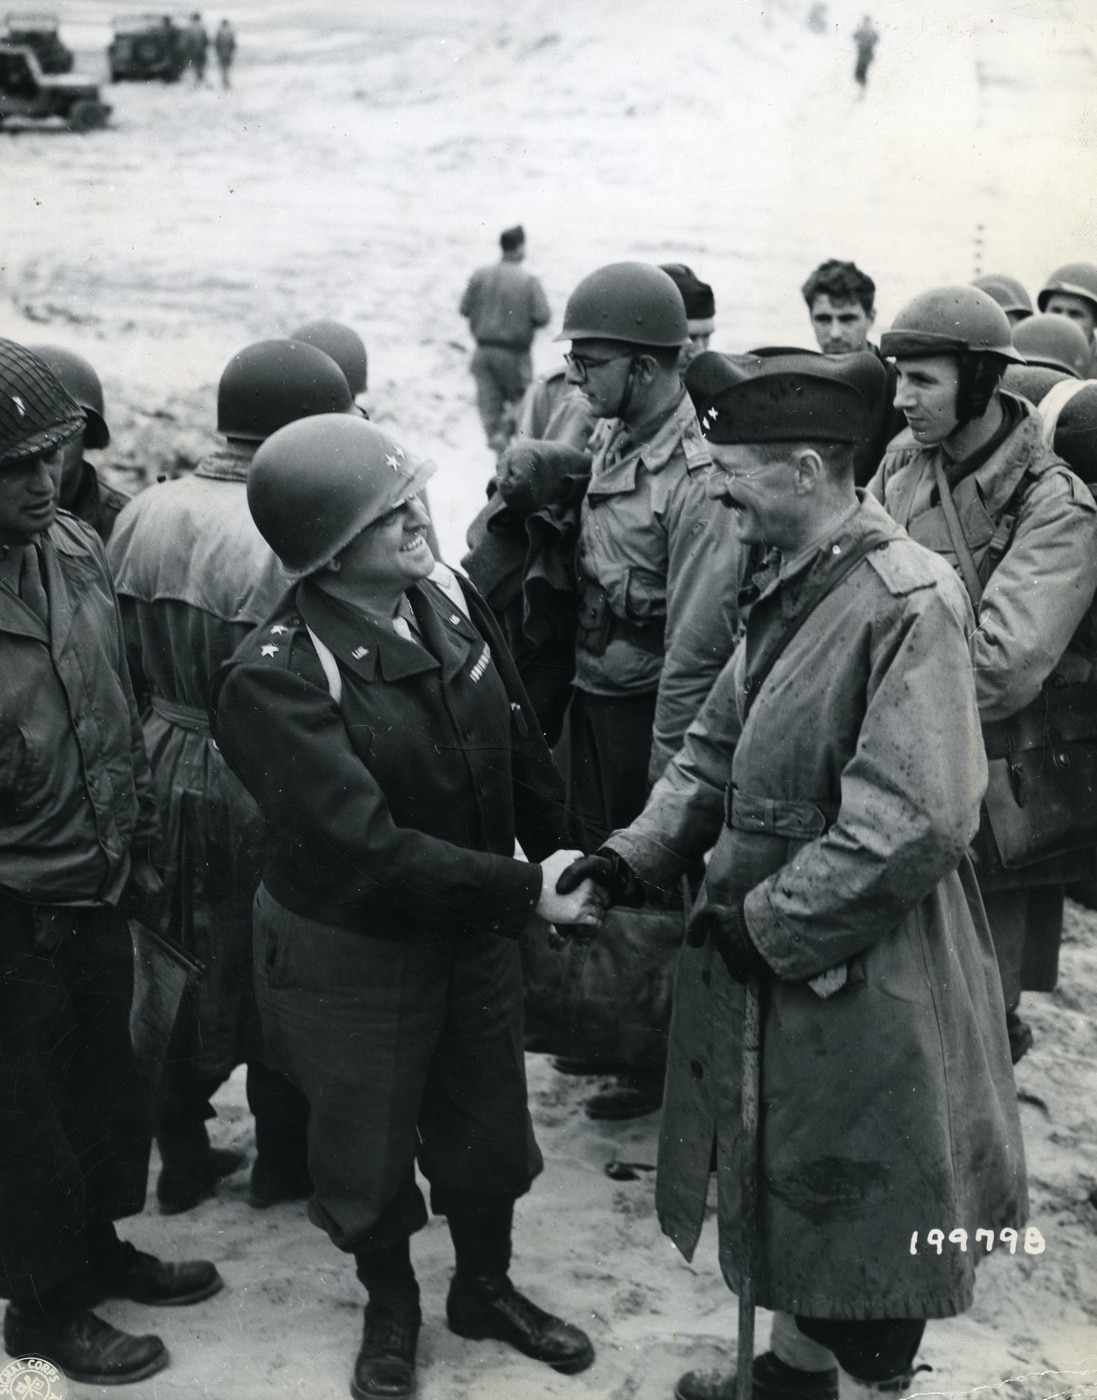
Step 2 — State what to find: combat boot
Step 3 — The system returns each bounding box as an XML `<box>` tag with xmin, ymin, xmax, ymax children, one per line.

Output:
<box><xmin>675</xmin><ymin>1351</ymin><xmax>839</xmax><ymax>1400</ymax></box>
<box><xmin>353</xmin><ymin>1239</ymin><xmax>421</xmax><ymax>1400</ymax></box>
<box><xmin>4</xmin><ymin>1304</ymin><xmax>168</xmax><ymax>1385</ymax></box>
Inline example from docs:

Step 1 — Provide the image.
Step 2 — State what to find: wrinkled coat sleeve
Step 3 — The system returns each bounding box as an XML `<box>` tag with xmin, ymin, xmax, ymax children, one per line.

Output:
<box><xmin>973</xmin><ymin>470</ymin><xmax>1097</xmax><ymax>721</ymax></box>
<box><xmin>648</xmin><ymin>480</ymin><xmax>741</xmax><ymax>785</ymax></box>
<box><xmin>213</xmin><ymin>647</ymin><xmax>543</xmax><ymax>937</ymax></box>
<box><xmin>746</xmin><ymin>581</ymin><xmax>988</xmax><ymax>981</ymax></box>
<box><xmin>609</xmin><ymin>650</ymin><xmax>742</xmax><ymax>884</ymax></box>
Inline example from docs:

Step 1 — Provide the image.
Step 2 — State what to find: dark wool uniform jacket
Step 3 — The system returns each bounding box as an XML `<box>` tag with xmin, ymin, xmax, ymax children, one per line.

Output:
<box><xmin>210</xmin><ymin>571</ymin><xmax>567</xmax><ymax>940</ymax></box>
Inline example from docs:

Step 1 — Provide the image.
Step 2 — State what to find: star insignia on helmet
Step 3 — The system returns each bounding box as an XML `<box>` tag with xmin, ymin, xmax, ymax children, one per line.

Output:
<box><xmin>270</xmin><ymin>624</ymin><xmax>289</xmax><ymax>636</ymax></box>
<box><xmin>703</xmin><ymin>407</ymin><xmax>718</xmax><ymax>429</ymax></box>
<box><xmin>11</xmin><ymin>395</ymin><xmax>25</xmax><ymax>418</ymax></box>
<box><xmin>385</xmin><ymin>454</ymin><xmax>400</xmax><ymax>471</ymax></box>
<box><xmin>261</xmin><ymin>644</ymin><xmax>279</xmax><ymax>658</ymax></box>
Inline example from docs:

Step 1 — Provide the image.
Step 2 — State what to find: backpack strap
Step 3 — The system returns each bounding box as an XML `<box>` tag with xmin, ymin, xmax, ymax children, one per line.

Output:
<box><xmin>932</xmin><ymin>458</ymin><xmax>985</xmax><ymax>607</ymax></box>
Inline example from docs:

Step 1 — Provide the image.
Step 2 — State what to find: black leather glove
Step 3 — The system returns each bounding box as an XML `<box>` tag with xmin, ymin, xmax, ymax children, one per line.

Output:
<box><xmin>687</xmin><ymin>902</ymin><xmax>771</xmax><ymax>983</ymax></box>
<box><xmin>555</xmin><ymin>848</ymin><xmax>643</xmax><ymax>906</ymax></box>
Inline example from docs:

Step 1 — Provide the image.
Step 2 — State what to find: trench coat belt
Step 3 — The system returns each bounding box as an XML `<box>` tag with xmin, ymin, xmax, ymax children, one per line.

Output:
<box><xmin>725</xmin><ymin>787</ymin><xmax>839</xmax><ymax>840</ymax></box>
<box><xmin>150</xmin><ymin>695</ymin><xmax>212</xmax><ymax>737</ymax></box>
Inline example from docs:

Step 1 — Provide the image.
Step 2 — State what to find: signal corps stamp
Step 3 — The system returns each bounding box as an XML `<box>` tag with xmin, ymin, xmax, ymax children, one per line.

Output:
<box><xmin>0</xmin><ymin>1356</ymin><xmax>66</xmax><ymax>1399</ymax></box>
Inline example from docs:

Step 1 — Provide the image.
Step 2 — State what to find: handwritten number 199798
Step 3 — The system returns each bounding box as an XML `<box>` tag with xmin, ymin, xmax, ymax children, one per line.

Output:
<box><xmin>910</xmin><ymin>1228</ymin><xmax>1045</xmax><ymax>1255</ymax></box>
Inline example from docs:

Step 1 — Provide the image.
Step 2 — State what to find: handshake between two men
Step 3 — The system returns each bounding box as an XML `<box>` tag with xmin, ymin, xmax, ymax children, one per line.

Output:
<box><xmin>530</xmin><ymin>847</ymin><xmax>770</xmax><ymax>985</ymax></box>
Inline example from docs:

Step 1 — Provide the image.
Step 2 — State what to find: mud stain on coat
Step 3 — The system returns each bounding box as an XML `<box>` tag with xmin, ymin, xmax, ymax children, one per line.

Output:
<box><xmin>769</xmin><ymin>1157</ymin><xmax>890</xmax><ymax>1225</ymax></box>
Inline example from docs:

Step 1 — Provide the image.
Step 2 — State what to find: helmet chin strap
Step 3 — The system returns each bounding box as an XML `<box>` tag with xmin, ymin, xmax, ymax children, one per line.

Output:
<box><xmin>615</xmin><ymin>356</ymin><xmax>641</xmax><ymax>423</ymax></box>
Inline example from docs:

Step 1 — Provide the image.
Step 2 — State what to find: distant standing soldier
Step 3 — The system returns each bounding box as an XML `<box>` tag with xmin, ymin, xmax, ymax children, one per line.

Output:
<box><xmin>1037</xmin><ymin>261</ymin><xmax>1097</xmax><ymax>376</ymax></box>
<box><xmin>460</xmin><ymin>226</ymin><xmax>551</xmax><ymax>453</ymax></box>
<box><xmin>185</xmin><ymin>13</ymin><xmax>208</xmax><ymax>86</ymax></box>
<box><xmin>213</xmin><ymin>19</ymin><xmax>235</xmax><ymax>88</ymax></box>
<box><xmin>27</xmin><ymin>345</ymin><xmax>129</xmax><ymax>543</ymax></box>
<box><xmin>852</xmin><ymin>15</ymin><xmax>879</xmax><ymax>93</ymax></box>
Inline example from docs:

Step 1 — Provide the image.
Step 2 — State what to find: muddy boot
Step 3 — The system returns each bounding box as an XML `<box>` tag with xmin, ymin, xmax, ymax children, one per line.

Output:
<box><xmin>586</xmin><ymin>1069</ymin><xmax>663</xmax><ymax>1120</ymax></box>
<box><xmin>675</xmin><ymin>1352</ymin><xmax>839</xmax><ymax>1400</ymax></box>
<box><xmin>352</xmin><ymin>1240</ymin><xmax>421</xmax><ymax>1400</ymax></box>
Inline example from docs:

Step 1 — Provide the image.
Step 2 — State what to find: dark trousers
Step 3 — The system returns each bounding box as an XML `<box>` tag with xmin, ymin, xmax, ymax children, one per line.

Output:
<box><xmin>797</xmin><ymin>1316</ymin><xmax>926</xmax><ymax>1384</ymax></box>
<box><xmin>0</xmin><ymin>906</ymin><xmax>150</xmax><ymax>1303</ymax></box>
<box><xmin>253</xmin><ymin>886</ymin><xmax>542</xmax><ymax>1256</ymax></box>
<box><xmin>562</xmin><ymin>687</ymin><xmax>657</xmax><ymax>852</ymax></box>
<box><xmin>982</xmin><ymin>885</ymin><xmax>1064</xmax><ymax>1009</ymax></box>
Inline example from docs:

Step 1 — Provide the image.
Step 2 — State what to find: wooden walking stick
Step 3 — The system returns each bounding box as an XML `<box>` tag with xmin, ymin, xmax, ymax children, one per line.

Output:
<box><xmin>737</xmin><ymin>974</ymin><xmax>763</xmax><ymax>1400</ymax></box>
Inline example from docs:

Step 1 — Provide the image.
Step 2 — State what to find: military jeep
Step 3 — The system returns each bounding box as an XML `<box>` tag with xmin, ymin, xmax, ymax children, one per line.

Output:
<box><xmin>0</xmin><ymin>43</ymin><xmax>110</xmax><ymax>130</ymax></box>
<box><xmin>1</xmin><ymin>11</ymin><xmax>71</xmax><ymax>72</ymax></box>
<box><xmin>107</xmin><ymin>14</ymin><xmax>187</xmax><ymax>82</ymax></box>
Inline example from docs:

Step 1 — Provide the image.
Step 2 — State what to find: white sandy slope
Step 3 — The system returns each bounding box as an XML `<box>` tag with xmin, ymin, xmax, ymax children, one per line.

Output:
<box><xmin>2</xmin><ymin>2</ymin><xmax>1097</xmax><ymax>1396</ymax></box>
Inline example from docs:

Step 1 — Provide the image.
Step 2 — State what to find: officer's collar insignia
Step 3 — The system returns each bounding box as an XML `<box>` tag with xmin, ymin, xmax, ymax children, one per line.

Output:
<box><xmin>352</xmin><ymin>645</ymin><xmax>369</xmax><ymax>659</ymax></box>
<box><xmin>270</xmin><ymin>624</ymin><xmax>288</xmax><ymax>635</ymax></box>
<box><xmin>261</xmin><ymin>643</ymin><xmax>278</xmax><ymax>657</ymax></box>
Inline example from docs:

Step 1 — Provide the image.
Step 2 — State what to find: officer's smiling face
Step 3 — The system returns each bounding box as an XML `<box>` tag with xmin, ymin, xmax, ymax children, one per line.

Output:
<box><xmin>334</xmin><ymin>496</ymin><xmax>434</xmax><ymax>596</ymax></box>
<box><xmin>706</xmin><ymin>442</ymin><xmax>796</xmax><ymax>547</ymax></box>
<box><xmin>893</xmin><ymin>355</ymin><xmax>961</xmax><ymax>445</ymax></box>
<box><xmin>0</xmin><ymin>448</ymin><xmax>63</xmax><ymax>545</ymax></box>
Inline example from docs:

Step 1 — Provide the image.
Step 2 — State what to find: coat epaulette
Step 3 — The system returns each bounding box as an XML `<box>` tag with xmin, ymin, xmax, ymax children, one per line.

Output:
<box><xmin>866</xmin><ymin>536</ymin><xmax>947</xmax><ymax>597</ymax></box>
<box><xmin>241</xmin><ymin>610</ymin><xmax>305</xmax><ymax>670</ymax></box>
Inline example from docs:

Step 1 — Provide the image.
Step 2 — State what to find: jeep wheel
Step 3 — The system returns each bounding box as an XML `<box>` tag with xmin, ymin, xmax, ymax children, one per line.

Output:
<box><xmin>67</xmin><ymin>99</ymin><xmax>109</xmax><ymax>132</ymax></box>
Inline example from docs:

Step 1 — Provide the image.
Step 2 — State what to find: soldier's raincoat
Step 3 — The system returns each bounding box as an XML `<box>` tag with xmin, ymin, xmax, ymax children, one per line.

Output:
<box><xmin>606</xmin><ymin>494</ymin><xmax>1026</xmax><ymax>1320</ymax></box>
<box><xmin>107</xmin><ymin>447</ymin><xmax>288</xmax><ymax>1076</ymax></box>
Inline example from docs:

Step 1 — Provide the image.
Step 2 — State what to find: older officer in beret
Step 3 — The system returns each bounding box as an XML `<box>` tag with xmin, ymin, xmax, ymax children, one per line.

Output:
<box><xmin>559</xmin><ymin>352</ymin><xmax>1026</xmax><ymax>1400</ymax></box>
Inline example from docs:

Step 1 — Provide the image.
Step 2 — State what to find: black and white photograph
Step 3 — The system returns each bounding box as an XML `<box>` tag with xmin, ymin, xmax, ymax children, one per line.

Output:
<box><xmin>1</xmin><ymin>1</ymin><xmax>1096</xmax><ymax>1397</ymax></box>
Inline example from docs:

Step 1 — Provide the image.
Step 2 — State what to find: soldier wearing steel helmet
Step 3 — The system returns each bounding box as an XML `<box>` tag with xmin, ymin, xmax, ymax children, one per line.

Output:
<box><xmin>972</xmin><ymin>272</ymin><xmax>1033</xmax><ymax>327</ymax></box>
<box><xmin>1037</xmin><ymin>261</ymin><xmax>1097</xmax><ymax>374</ymax></box>
<box><xmin>27</xmin><ymin>344</ymin><xmax>129</xmax><ymax>542</ymax></box>
<box><xmin>0</xmin><ymin>341</ymin><xmax>221</xmax><ymax>1387</ymax></box>
<box><xmin>870</xmin><ymin>284</ymin><xmax>1097</xmax><ymax>1063</ymax></box>
<box><xmin>106</xmin><ymin>340</ymin><xmax>356</xmax><ymax>1216</ymax></box>
<box><xmin>210</xmin><ymin>414</ymin><xmax>599</xmax><ymax>1400</ymax></box>
<box><xmin>1013</xmin><ymin>311</ymin><xmax>1093</xmax><ymax>381</ymax></box>
<box><xmin>552</xmin><ymin>261</ymin><xmax>741</xmax><ymax>1119</ymax></box>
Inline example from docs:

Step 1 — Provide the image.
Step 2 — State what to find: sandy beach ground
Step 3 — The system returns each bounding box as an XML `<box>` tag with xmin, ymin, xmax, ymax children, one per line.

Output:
<box><xmin>2</xmin><ymin>1</ymin><xmax>1097</xmax><ymax>1395</ymax></box>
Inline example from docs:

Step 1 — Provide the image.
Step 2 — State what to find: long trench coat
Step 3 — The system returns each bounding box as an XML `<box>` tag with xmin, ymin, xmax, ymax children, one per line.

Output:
<box><xmin>607</xmin><ymin>494</ymin><xmax>1027</xmax><ymax>1320</ymax></box>
<box><xmin>107</xmin><ymin>449</ymin><xmax>290</xmax><ymax>1077</ymax></box>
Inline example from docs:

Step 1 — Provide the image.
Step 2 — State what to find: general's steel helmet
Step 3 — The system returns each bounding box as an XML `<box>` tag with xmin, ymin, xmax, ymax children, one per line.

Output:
<box><xmin>247</xmin><ymin>415</ymin><xmax>436</xmax><ymax>576</ymax></box>
<box><xmin>1011</xmin><ymin>313</ymin><xmax>1092</xmax><ymax>379</ymax></box>
<box><xmin>217</xmin><ymin>339</ymin><xmax>355</xmax><ymax>443</ymax></box>
<box><xmin>0</xmin><ymin>340</ymin><xmax>86</xmax><ymax>469</ymax></box>
<box><xmin>880</xmin><ymin>285</ymin><xmax>1025</xmax><ymax>362</ymax></box>
<box><xmin>1037</xmin><ymin>261</ymin><xmax>1097</xmax><ymax>317</ymax></box>
<box><xmin>27</xmin><ymin>344</ymin><xmax>110</xmax><ymax>448</ymax></box>
<box><xmin>557</xmin><ymin>262</ymin><xmax>689</xmax><ymax>347</ymax></box>
<box><xmin>289</xmin><ymin>319</ymin><xmax>368</xmax><ymax>397</ymax></box>
<box><xmin>971</xmin><ymin>273</ymin><xmax>1033</xmax><ymax>321</ymax></box>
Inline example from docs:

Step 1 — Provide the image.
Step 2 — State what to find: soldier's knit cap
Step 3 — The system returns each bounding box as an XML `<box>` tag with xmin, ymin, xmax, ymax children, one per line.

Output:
<box><xmin>686</xmin><ymin>348</ymin><xmax>877</xmax><ymax>445</ymax></box>
<box><xmin>0</xmin><ymin>340</ymin><xmax>86</xmax><ymax>470</ymax></box>
<box><xmin>660</xmin><ymin>263</ymin><xmax>716</xmax><ymax>332</ymax></box>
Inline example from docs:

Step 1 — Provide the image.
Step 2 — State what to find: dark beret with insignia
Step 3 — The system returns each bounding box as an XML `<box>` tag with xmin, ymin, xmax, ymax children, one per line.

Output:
<box><xmin>685</xmin><ymin>348</ymin><xmax>883</xmax><ymax>446</ymax></box>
